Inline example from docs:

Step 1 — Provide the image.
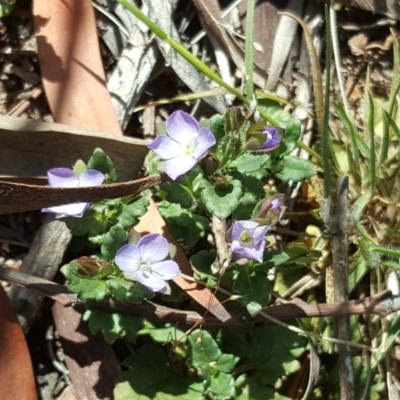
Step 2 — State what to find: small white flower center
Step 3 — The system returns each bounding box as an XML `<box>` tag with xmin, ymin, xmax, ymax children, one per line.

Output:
<box><xmin>139</xmin><ymin>261</ymin><xmax>151</xmax><ymax>272</ymax></box>
<box><xmin>239</xmin><ymin>230</ymin><xmax>253</xmax><ymax>246</ymax></box>
<box><xmin>184</xmin><ymin>143</ymin><xmax>195</xmax><ymax>156</ymax></box>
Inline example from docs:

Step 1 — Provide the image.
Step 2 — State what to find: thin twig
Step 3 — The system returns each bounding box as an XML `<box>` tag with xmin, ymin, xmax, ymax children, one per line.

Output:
<box><xmin>1</xmin><ymin>266</ymin><xmax>399</xmax><ymax>329</ymax></box>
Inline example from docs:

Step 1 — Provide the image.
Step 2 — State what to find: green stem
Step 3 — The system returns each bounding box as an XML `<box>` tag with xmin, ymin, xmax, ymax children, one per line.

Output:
<box><xmin>244</xmin><ymin>0</ymin><xmax>256</xmax><ymax>103</ymax></box>
<box><xmin>118</xmin><ymin>0</ymin><xmax>249</xmax><ymax>105</ymax></box>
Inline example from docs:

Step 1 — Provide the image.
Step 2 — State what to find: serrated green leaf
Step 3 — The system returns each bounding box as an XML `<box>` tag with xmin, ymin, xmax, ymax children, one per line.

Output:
<box><xmin>274</xmin><ymin>156</ymin><xmax>316</xmax><ymax>182</ymax></box>
<box><xmin>87</xmin><ymin>148</ymin><xmax>117</xmax><ymax>183</ymax></box>
<box><xmin>226</xmin><ymin>152</ymin><xmax>269</xmax><ymax>174</ymax></box>
<box><xmin>236</xmin><ymin>375</ymin><xmax>280</xmax><ymax>400</ymax></box>
<box><xmin>247</xmin><ymin>325</ymin><xmax>307</xmax><ymax>385</ymax></box>
<box><xmin>211</xmin><ymin>115</ymin><xmax>226</xmax><ymax>141</ymax></box>
<box><xmin>0</xmin><ymin>2</ymin><xmax>14</xmax><ymax>17</ymax></box>
<box><xmin>158</xmin><ymin>181</ymin><xmax>193</xmax><ymax>208</ymax></box>
<box><xmin>117</xmin><ymin>190</ymin><xmax>151</xmax><ymax>229</ymax></box>
<box><xmin>66</xmin><ymin>209</ymin><xmax>107</xmax><ymax>237</ymax></box>
<box><xmin>114</xmin><ymin>343</ymin><xmax>204</xmax><ymax>399</ymax></box>
<box><xmin>159</xmin><ymin>202</ymin><xmax>209</xmax><ymax>246</ymax></box>
<box><xmin>61</xmin><ymin>263</ymin><xmax>109</xmax><ymax>301</ymax></box>
<box><xmin>110</xmin><ymin>280</ymin><xmax>156</xmax><ymax>304</ymax></box>
<box><xmin>257</xmin><ymin>250</ymin><xmax>290</xmax><ymax>271</ymax></box>
<box><xmin>233</xmin><ymin>269</ymin><xmax>271</xmax><ymax>315</ymax></box>
<box><xmin>201</xmin><ymin>179</ymin><xmax>242</xmax><ymax>219</ymax></box>
<box><xmin>189</xmin><ymin>330</ymin><xmax>222</xmax><ymax>374</ymax></box>
<box><xmin>216</xmin><ymin>353</ymin><xmax>239</xmax><ymax>374</ymax></box>
<box><xmin>101</xmin><ymin>225</ymin><xmax>127</xmax><ymax>260</ymax></box>
<box><xmin>190</xmin><ymin>250</ymin><xmax>218</xmax><ymax>288</ymax></box>
<box><xmin>206</xmin><ymin>372</ymin><xmax>236</xmax><ymax>400</ymax></box>
<box><xmin>83</xmin><ymin>308</ymin><xmax>143</xmax><ymax>343</ymax></box>
<box><xmin>138</xmin><ymin>320</ymin><xmax>185</xmax><ymax>343</ymax></box>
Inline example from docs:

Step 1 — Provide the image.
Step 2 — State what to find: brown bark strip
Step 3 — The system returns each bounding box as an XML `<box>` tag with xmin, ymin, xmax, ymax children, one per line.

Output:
<box><xmin>1</xmin><ymin>267</ymin><xmax>396</xmax><ymax>326</ymax></box>
<box><xmin>0</xmin><ymin>174</ymin><xmax>162</xmax><ymax>215</ymax></box>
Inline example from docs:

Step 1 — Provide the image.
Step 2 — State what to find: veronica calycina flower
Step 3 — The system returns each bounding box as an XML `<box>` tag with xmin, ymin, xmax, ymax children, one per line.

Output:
<box><xmin>246</xmin><ymin>126</ymin><xmax>280</xmax><ymax>151</ymax></box>
<box><xmin>115</xmin><ymin>233</ymin><xmax>180</xmax><ymax>292</ymax></box>
<box><xmin>257</xmin><ymin>127</ymin><xmax>280</xmax><ymax>151</ymax></box>
<box><xmin>230</xmin><ymin>220</ymin><xmax>270</xmax><ymax>263</ymax></box>
<box><xmin>42</xmin><ymin>168</ymin><xmax>105</xmax><ymax>218</ymax></box>
<box><xmin>148</xmin><ymin>110</ymin><xmax>216</xmax><ymax>180</ymax></box>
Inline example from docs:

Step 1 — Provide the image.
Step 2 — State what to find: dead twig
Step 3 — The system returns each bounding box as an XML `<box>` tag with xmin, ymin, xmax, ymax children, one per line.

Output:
<box><xmin>1</xmin><ymin>266</ymin><xmax>398</xmax><ymax>327</ymax></box>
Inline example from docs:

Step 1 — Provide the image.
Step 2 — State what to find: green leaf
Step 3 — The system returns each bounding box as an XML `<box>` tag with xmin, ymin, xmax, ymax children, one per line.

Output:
<box><xmin>66</xmin><ymin>209</ymin><xmax>107</xmax><ymax>237</ymax></box>
<box><xmin>236</xmin><ymin>375</ymin><xmax>281</xmax><ymax>400</ymax></box>
<box><xmin>201</xmin><ymin>179</ymin><xmax>242</xmax><ymax>219</ymax></box>
<box><xmin>257</xmin><ymin>250</ymin><xmax>291</xmax><ymax>271</ymax></box>
<box><xmin>233</xmin><ymin>269</ymin><xmax>272</xmax><ymax>316</ymax></box>
<box><xmin>87</xmin><ymin>148</ymin><xmax>117</xmax><ymax>183</ymax></box>
<box><xmin>209</xmin><ymin>114</ymin><xmax>226</xmax><ymax>143</ymax></box>
<box><xmin>188</xmin><ymin>330</ymin><xmax>238</xmax><ymax>400</ymax></box>
<box><xmin>73</xmin><ymin>159</ymin><xmax>87</xmax><ymax>177</ymax></box>
<box><xmin>83</xmin><ymin>308</ymin><xmax>143</xmax><ymax>343</ymax></box>
<box><xmin>231</xmin><ymin>173</ymin><xmax>264</xmax><ymax>220</ymax></box>
<box><xmin>189</xmin><ymin>330</ymin><xmax>222</xmax><ymax>374</ymax></box>
<box><xmin>158</xmin><ymin>182</ymin><xmax>193</xmax><ymax>208</ymax></box>
<box><xmin>138</xmin><ymin>320</ymin><xmax>185</xmax><ymax>343</ymax></box>
<box><xmin>0</xmin><ymin>2</ymin><xmax>14</xmax><ymax>17</ymax></box>
<box><xmin>117</xmin><ymin>190</ymin><xmax>151</xmax><ymax>229</ymax></box>
<box><xmin>206</xmin><ymin>372</ymin><xmax>236</xmax><ymax>400</ymax></box>
<box><xmin>109</xmin><ymin>279</ymin><xmax>156</xmax><ymax>304</ymax></box>
<box><xmin>274</xmin><ymin>156</ymin><xmax>316</xmax><ymax>182</ymax></box>
<box><xmin>101</xmin><ymin>225</ymin><xmax>127</xmax><ymax>260</ymax></box>
<box><xmin>159</xmin><ymin>202</ymin><xmax>209</xmax><ymax>246</ymax></box>
<box><xmin>61</xmin><ymin>263</ymin><xmax>109</xmax><ymax>301</ymax></box>
<box><xmin>226</xmin><ymin>152</ymin><xmax>269</xmax><ymax>174</ymax></box>
<box><xmin>190</xmin><ymin>250</ymin><xmax>218</xmax><ymax>288</ymax></box>
<box><xmin>247</xmin><ymin>325</ymin><xmax>307</xmax><ymax>385</ymax></box>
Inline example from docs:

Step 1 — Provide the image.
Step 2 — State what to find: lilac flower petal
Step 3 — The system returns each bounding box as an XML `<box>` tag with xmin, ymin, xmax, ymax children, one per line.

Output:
<box><xmin>231</xmin><ymin>220</ymin><xmax>259</xmax><ymax>241</ymax></box>
<box><xmin>134</xmin><ymin>269</ymin><xmax>166</xmax><ymax>292</ymax></box>
<box><xmin>165</xmin><ymin>111</ymin><xmax>199</xmax><ymax>143</ymax></box>
<box><xmin>192</xmin><ymin>127</ymin><xmax>216</xmax><ymax>159</ymax></box>
<box><xmin>79</xmin><ymin>170</ymin><xmax>105</xmax><ymax>187</ymax></box>
<box><xmin>115</xmin><ymin>244</ymin><xmax>141</xmax><ymax>272</ymax></box>
<box><xmin>148</xmin><ymin>136</ymin><xmax>183</xmax><ymax>160</ymax></box>
<box><xmin>41</xmin><ymin>202</ymin><xmax>89</xmax><ymax>218</ymax></box>
<box><xmin>270</xmin><ymin>199</ymin><xmax>282</xmax><ymax>210</ymax></box>
<box><xmin>259</xmin><ymin>127</ymin><xmax>280</xmax><ymax>150</ymax></box>
<box><xmin>231</xmin><ymin>240</ymin><xmax>265</xmax><ymax>263</ymax></box>
<box><xmin>163</xmin><ymin>155</ymin><xmax>197</xmax><ymax>180</ymax></box>
<box><xmin>47</xmin><ymin>168</ymin><xmax>79</xmax><ymax>188</ymax></box>
<box><xmin>252</xmin><ymin>226</ymin><xmax>270</xmax><ymax>247</ymax></box>
<box><xmin>151</xmin><ymin>260</ymin><xmax>180</xmax><ymax>280</ymax></box>
<box><xmin>138</xmin><ymin>234</ymin><xmax>170</xmax><ymax>263</ymax></box>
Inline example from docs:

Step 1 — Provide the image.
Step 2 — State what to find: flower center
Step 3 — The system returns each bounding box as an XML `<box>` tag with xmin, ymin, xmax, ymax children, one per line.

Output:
<box><xmin>184</xmin><ymin>143</ymin><xmax>195</xmax><ymax>156</ymax></box>
<box><xmin>239</xmin><ymin>230</ymin><xmax>253</xmax><ymax>245</ymax></box>
<box><xmin>139</xmin><ymin>261</ymin><xmax>151</xmax><ymax>272</ymax></box>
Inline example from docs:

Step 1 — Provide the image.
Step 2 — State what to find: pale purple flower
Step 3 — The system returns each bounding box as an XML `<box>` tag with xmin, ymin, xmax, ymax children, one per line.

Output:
<box><xmin>42</xmin><ymin>168</ymin><xmax>105</xmax><ymax>218</ymax></box>
<box><xmin>148</xmin><ymin>110</ymin><xmax>216</xmax><ymax>180</ymax></box>
<box><xmin>257</xmin><ymin>127</ymin><xmax>280</xmax><ymax>151</ymax></box>
<box><xmin>115</xmin><ymin>233</ymin><xmax>180</xmax><ymax>292</ymax></box>
<box><xmin>230</xmin><ymin>221</ymin><xmax>270</xmax><ymax>263</ymax></box>
<box><xmin>270</xmin><ymin>199</ymin><xmax>282</xmax><ymax>210</ymax></box>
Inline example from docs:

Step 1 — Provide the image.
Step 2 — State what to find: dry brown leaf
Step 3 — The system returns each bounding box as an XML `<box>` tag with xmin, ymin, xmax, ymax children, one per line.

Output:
<box><xmin>33</xmin><ymin>0</ymin><xmax>121</xmax><ymax>134</ymax></box>
<box><xmin>0</xmin><ymin>286</ymin><xmax>37</xmax><ymax>400</ymax></box>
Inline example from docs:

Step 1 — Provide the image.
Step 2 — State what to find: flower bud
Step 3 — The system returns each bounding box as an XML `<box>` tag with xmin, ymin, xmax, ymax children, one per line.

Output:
<box><xmin>246</xmin><ymin>126</ymin><xmax>280</xmax><ymax>152</ymax></box>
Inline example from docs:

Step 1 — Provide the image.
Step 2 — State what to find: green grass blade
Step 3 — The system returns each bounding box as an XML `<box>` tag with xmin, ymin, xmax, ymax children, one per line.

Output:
<box><xmin>388</xmin><ymin>37</ymin><xmax>400</xmax><ymax>117</ymax></box>
<box><xmin>367</xmin><ymin>92</ymin><xmax>376</xmax><ymax>194</ymax></box>
<box><xmin>118</xmin><ymin>0</ymin><xmax>248</xmax><ymax>105</ymax></box>
<box><xmin>334</xmin><ymin>103</ymin><xmax>362</xmax><ymax>181</ymax></box>
<box><xmin>378</xmin><ymin>110</ymin><xmax>390</xmax><ymax>168</ymax></box>
<box><xmin>322</xmin><ymin>5</ymin><xmax>332</xmax><ymax>198</ymax></box>
<box><xmin>244</xmin><ymin>0</ymin><xmax>256</xmax><ymax>103</ymax></box>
